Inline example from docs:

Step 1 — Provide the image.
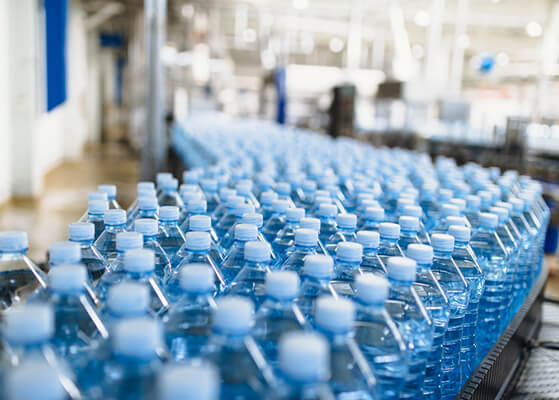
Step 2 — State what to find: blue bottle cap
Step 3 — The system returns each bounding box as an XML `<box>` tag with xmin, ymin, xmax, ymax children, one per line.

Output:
<box><xmin>466</xmin><ymin>195</ymin><xmax>481</xmax><ymax>211</ymax></box>
<box><xmin>448</xmin><ymin>225</ymin><xmax>470</xmax><ymax>242</ymax></box>
<box><xmin>88</xmin><ymin>199</ymin><xmax>108</xmax><ymax>214</ymax></box>
<box><xmin>407</xmin><ymin>244</ymin><xmax>433</xmax><ymax>264</ymax></box>
<box><xmin>317</xmin><ymin>203</ymin><xmax>337</xmax><ymax>218</ymax></box>
<box><xmin>219</xmin><ymin>188</ymin><xmax>236</xmax><ymax>202</ymax></box>
<box><xmin>69</xmin><ymin>222</ymin><xmax>94</xmax><ymax>241</ymax></box>
<box><xmin>138</xmin><ymin>187</ymin><xmax>157</xmax><ymax>198</ymax></box>
<box><xmin>450</xmin><ymin>198</ymin><xmax>466</xmax><ymax>212</ymax></box>
<box><xmin>235</xmin><ymin>224</ymin><xmax>258</xmax><ymax>241</ymax></box>
<box><xmin>402</xmin><ymin>204</ymin><xmax>421</xmax><ymax>218</ymax></box>
<box><xmin>354</xmin><ymin>274</ymin><xmax>389</xmax><ymax>305</ymax></box>
<box><xmin>399</xmin><ymin>216</ymin><xmax>419</xmax><ymax>232</ymax></box>
<box><xmin>241</xmin><ymin>213</ymin><xmax>263</xmax><ymax>228</ymax></box>
<box><xmin>272</xmin><ymin>199</ymin><xmax>290</xmax><ymax>213</ymax></box>
<box><xmin>116</xmin><ymin>231</ymin><xmax>143</xmax><ymax>251</ymax></box>
<box><xmin>286</xmin><ymin>207</ymin><xmax>305</xmax><ymax>223</ymax></box>
<box><xmin>226</xmin><ymin>195</ymin><xmax>245</xmax><ymax>209</ymax></box>
<box><xmin>276</xmin><ymin>182</ymin><xmax>291</xmax><ymax>196</ymax></box>
<box><xmin>6</xmin><ymin>360</ymin><xmax>65</xmax><ymax>400</ymax></box>
<box><xmin>490</xmin><ymin>206</ymin><xmax>509</xmax><ymax>225</ymax></box>
<box><xmin>98</xmin><ymin>184</ymin><xmax>117</xmax><ymax>198</ymax></box>
<box><xmin>48</xmin><ymin>264</ymin><xmax>87</xmax><ymax>293</ymax></box>
<box><xmin>364</xmin><ymin>206</ymin><xmax>384</xmax><ymax>221</ymax></box>
<box><xmin>0</xmin><ymin>231</ymin><xmax>28</xmax><ymax>252</ymax></box>
<box><xmin>479</xmin><ymin>191</ymin><xmax>493</xmax><ymax>208</ymax></box>
<box><xmin>336</xmin><ymin>213</ymin><xmax>357</xmax><ymax>229</ymax></box>
<box><xmin>213</xmin><ymin>296</ymin><xmax>254</xmax><ymax>334</ymax></box>
<box><xmin>260</xmin><ymin>191</ymin><xmax>278</xmax><ymax>206</ymax></box>
<box><xmin>294</xmin><ymin>228</ymin><xmax>318</xmax><ymax>247</ymax></box>
<box><xmin>161</xmin><ymin>178</ymin><xmax>178</xmax><ymax>191</ymax></box>
<box><xmin>187</xmin><ymin>199</ymin><xmax>207</xmax><ymax>214</ymax></box>
<box><xmin>315</xmin><ymin>296</ymin><xmax>354</xmax><ymax>334</ymax></box>
<box><xmin>49</xmin><ymin>242</ymin><xmax>81</xmax><ymax>265</ymax></box>
<box><xmin>139</xmin><ymin>197</ymin><xmax>158</xmax><ymax>211</ymax></box>
<box><xmin>135</xmin><ymin>219</ymin><xmax>158</xmax><ymax>236</ymax></box>
<box><xmin>431</xmin><ymin>233</ymin><xmax>454</xmax><ymax>252</ymax></box>
<box><xmin>440</xmin><ymin>204</ymin><xmax>460</xmax><ymax>218</ymax></box>
<box><xmin>159</xmin><ymin>206</ymin><xmax>179</xmax><ymax>221</ymax></box>
<box><xmin>113</xmin><ymin>318</ymin><xmax>163</xmax><ymax>359</ymax></box>
<box><xmin>234</xmin><ymin>203</ymin><xmax>255</xmax><ymax>218</ymax></box>
<box><xmin>124</xmin><ymin>249</ymin><xmax>155</xmax><ymax>273</ymax></box>
<box><xmin>300</xmin><ymin>217</ymin><xmax>320</xmax><ymax>232</ymax></box>
<box><xmin>479</xmin><ymin>212</ymin><xmax>498</xmax><ymax>229</ymax></box>
<box><xmin>108</xmin><ymin>282</ymin><xmax>150</xmax><ymax>315</ymax></box>
<box><xmin>302</xmin><ymin>180</ymin><xmax>317</xmax><ymax>193</ymax></box>
<box><xmin>387</xmin><ymin>256</ymin><xmax>416</xmax><ymax>282</ymax></box>
<box><xmin>439</xmin><ymin>188</ymin><xmax>453</xmax><ymax>202</ymax></box>
<box><xmin>138</xmin><ymin>181</ymin><xmax>155</xmax><ymax>191</ymax></box>
<box><xmin>509</xmin><ymin>198</ymin><xmax>524</xmax><ymax>215</ymax></box>
<box><xmin>183</xmin><ymin>170</ymin><xmax>200</xmax><ymax>184</ymax></box>
<box><xmin>158</xmin><ymin>364</ymin><xmax>220</xmax><ymax>400</ymax></box>
<box><xmin>189</xmin><ymin>215</ymin><xmax>211</xmax><ymax>232</ymax></box>
<box><xmin>180</xmin><ymin>264</ymin><xmax>215</xmax><ymax>293</ymax></box>
<box><xmin>185</xmin><ymin>231</ymin><xmax>211</xmax><ymax>251</ymax></box>
<box><xmin>88</xmin><ymin>191</ymin><xmax>108</xmax><ymax>201</ymax></box>
<box><xmin>303</xmin><ymin>255</ymin><xmax>333</xmax><ymax>279</ymax></box>
<box><xmin>200</xmin><ymin>179</ymin><xmax>218</xmax><ymax>192</ymax></box>
<box><xmin>235</xmin><ymin>182</ymin><xmax>252</xmax><ymax>196</ymax></box>
<box><xmin>379</xmin><ymin>222</ymin><xmax>400</xmax><ymax>239</ymax></box>
<box><xmin>495</xmin><ymin>201</ymin><xmax>513</xmax><ymax>213</ymax></box>
<box><xmin>279</xmin><ymin>332</ymin><xmax>329</xmax><ymax>383</ymax></box>
<box><xmin>181</xmin><ymin>191</ymin><xmax>202</xmax><ymax>204</ymax></box>
<box><xmin>446</xmin><ymin>216</ymin><xmax>466</xmax><ymax>227</ymax></box>
<box><xmin>180</xmin><ymin>184</ymin><xmax>199</xmax><ymax>194</ymax></box>
<box><xmin>244</xmin><ymin>241</ymin><xmax>271</xmax><ymax>262</ymax></box>
<box><xmin>3</xmin><ymin>304</ymin><xmax>54</xmax><ymax>344</ymax></box>
<box><xmin>156</xmin><ymin>172</ymin><xmax>173</xmax><ymax>187</ymax></box>
<box><xmin>356</xmin><ymin>230</ymin><xmax>379</xmax><ymax>249</ymax></box>
<box><xmin>104</xmin><ymin>209</ymin><xmax>126</xmax><ymax>225</ymax></box>
<box><xmin>336</xmin><ymin>242</ymin><xmax>363</xmax><ymax>263</ymax></box>
<box><xmin>265</xmin><ymin>270</ymin><xmax>299</xmax><ymax>300</ymax></box>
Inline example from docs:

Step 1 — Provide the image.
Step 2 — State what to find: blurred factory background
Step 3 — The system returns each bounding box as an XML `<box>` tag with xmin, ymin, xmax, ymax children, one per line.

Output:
<box><xmin>2</xmin><ymin>0</ymin><xmax>559</xmax><ymax>263</ymax></box>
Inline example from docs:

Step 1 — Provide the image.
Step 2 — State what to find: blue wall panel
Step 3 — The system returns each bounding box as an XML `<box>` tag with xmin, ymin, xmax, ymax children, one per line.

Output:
<box><xmin>45</xmin><ymin>0</ymin><xmax>67</xmax><ymax>111</ymax></box>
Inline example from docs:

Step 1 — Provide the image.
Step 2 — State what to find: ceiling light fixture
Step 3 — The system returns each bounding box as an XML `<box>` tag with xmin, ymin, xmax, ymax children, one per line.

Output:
<box><xmin>293</xmin><ymin>0</ymin><xmax>309</xmax><ymax>10</ymax></box>
<box><xmin>525</xmin><ymin>21</ymin><xmax>543</xmax><ymax>37</ymax></box>
<box><xmin>414</xmin><ymin>10</ymin><xmax>430</xmax><ymax>27</ymax></box>
<box><xmin>329</xmin><ymin>37</ymin><xmax>344</xmax><ymax>53</ymax></box>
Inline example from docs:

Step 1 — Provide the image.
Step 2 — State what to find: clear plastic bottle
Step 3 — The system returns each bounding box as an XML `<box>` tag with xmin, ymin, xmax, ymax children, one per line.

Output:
<box><xmin>272</xmin><ymin>208</ymin><xmax>305</xmax><ymax>261</ymax></box>
<box><xmin>218</xmin><ymin>203</ymin><xmax>256</xmax><ymax>251</ymax></box>
<box><xmin>447</xmin><ymin>225</ymin><xmax>485</xmax><ymax>384</ymax></box>
<box><xmin>215</xmin><ymin>195</ymin><xmax>246</xmax><ymax>239</ymax></box>
<box><xmin>331</xmin><ymin>242</ymin><xmax>363</xmax><ymax>296</ymax></box>
<box><xmin>94</xmin><ymin>209</ymin><xmax>127</xmax><ymax>263</ymax></box>
<box><xmin>295</xmin><ymin>255</ymin><xmax>337</xmax><ymax>321</ymax></box>
<box><xmin>79</xmin><ymin>192</ymin><xmax>108</xmax><ymax>222</ymax></box>
<box><xmin>430</xmin><ymin>234</ymin><xmax>469</xmax><ymax>399</ymax></box>
<box><xmin>261</xmin><ymin>199</ymin><xmax>291</xmax><ymax>242</ymax></box>
<box><xmin>314</xmin><ymin>296</ymin><xmax>377</xmax><ymax>399</ymax></box>
<box><xmin>259</xmin><ymin>191</ymin><xmax>279</xmax><ymax>223</ymax></box>
<box><xmin>135</xmin><ymin>219</ymin><xmax>171</xmax><ymax>281</ymax></box>
<box><xmin>158</xmin><ymin>177</ymin><xmax>184</xmax><ymax>208</ymax></box>
<box><xmin>464</xmin><ymin>195</ymin><xmax>481</xmax><ymax>229</ymax></box>
<box><xmin>377</xmin><ymin>223</ymin><xmax>404</xmax><ymax>267</ymax></box>
<box><xmin>401</xmin><ymin>204</ymin><xmax>430</xmax><ymax>244</ymax></box>
<box><xmin>157</xmin><ymin>363</ymin><xmax>220</xmax><ymax>400</ymax></box>
<box><xmin>201</xmin><ymin>296</ymin><xmax>273</xmax><ymax>398</ymax></box>
<box><xmin>212</xmin><ymin>188</ymin><xmax>237</xmax><ymax>224</ymax></box>
<box><xmin>182</xmin><ymin>215</ymin><xmax>224</xmax><ymax>266</ymax></box>
<box><xmin>83</xmin><ymin>199</ymin><xmax>109</xmax><ymax>241</ymax></box>
<box><xmin>98</xmin><ymin>184</ymin><xmax>121</xmax><ymax>209</ymax></box>
<box><xmin>324</xmin><ymin>213</ymin><xmax>358</xmax><ymax>256</ymax></box>
<box><xmin>280</xmin><ymin>229</ymin><xmax>319</xmax><ymax>274</ymax></box>
<box><xmin>469</xmin><ymin>212</ymin><xmax>508</xmax><ymax>360</ymax></box>
<box><xmin>163</xmin><ymin>264</ymin><xmax>217</xmax><ymax>360</ymax></box>
<box><xmin>226</xmin><ymin>241</ymin><xmax>272</xmax><ymax>307</ymax></box>
<box><xmin>356</xmin><ymin>231</ymin><xmax>386</xmax><ymax>277</ymax></box>
<box><xmin>353</xmin><ymin>274</ymin><xmax>408</xmax><ymax>400</ymax></box>
<box><xmin>0</xmin><ymin>231</ymin><xmax>47</xmax><ymax>309</ymax></box>
<box><xmin>358</xmin><ymin>206</ymin><xmax>384</xmax><ymax>233</ymax></box>
<box><xmin>316</xmin><ymin>203</ymin><xmax>338</xmax><ymax>244</ymax></box>
<box><xmin>385</xmin><ymin>256</ymin><xmax>433</xmax><ymax>399</ymax></box>
<box><xmin>236</xmin><ymin>180</ymin><xmax>260</xmax><ymax>209</ymax></box>
<box><xmin>253</xmin><ymin>271</ymin><xmax>306</xmax><ymax>367</ymax></box>
<box><xmin>127</xmin><ymin>197</ymin><xmax>159</xmax><ymax>230</ymax></box>
<box><xmin>429</xmin><ymin>204</ymin><xmax>461</xmax><ymax>236</ymax></box>
<box><xmin>69</xmin><ymin>222</ymin><xmax>107</xmax><ymax>282</ymax></box>
<box><xmin>101</xmin><ymin>282</ymin><xmax>152</xmax><ymax>335</ymax></box>
<box><xmin>398</xmin><ymin>216</ymin><xmax>421</xmax><ymax>254</ymax></box>
<box><xmin>220</xmin><ymin>224</ymin><xmax>259</xmax><ymax>284</ymax></box>
<box><xmin>4</xmin><ymin>359</ymin><xmax>69</xmax><ymax>400</ymax></box>
<box><xmin>295</xmin><ymin>179</ymin><xmax>318</xmax><ymax>211</ymax></box>
<box><xmin>126</xmin><ymin>182</ymin><xmax>156</xmax><ymax>222</ymax></box>
<box><xmin>200</xmin><ymin>178</ymin><xmax>220</xmax><ymax>214</ymax></box>
<box><xmin>157</xmin><ymin>206</ymin><xmax>186</xmax><ymax>260</ymax></box>
<box><xmin>104</xmin><ymin>232</ymin><xmax>143</xmax><ymax>275</ymax></box>
<box><xmin>407</xmin><ymin>244</ymin><xmax>449</xmax><ymax>400</ymax></box>
<box><xmin>419</xmin><ymin>184</ymin><xmax>439</xmax><ymax>233</ymax></box>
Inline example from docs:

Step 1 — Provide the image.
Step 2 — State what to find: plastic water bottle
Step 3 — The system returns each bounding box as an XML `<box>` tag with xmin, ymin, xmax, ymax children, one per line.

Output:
<box><xmin>377</xmin><ymin>223</ymin><xmax>403</xmax><ymax>266</ymax></box>
<box><xmin>218</xmin><ymin>203</ymin><xmax>256</xmax><ymax>250</ymax></box>
<box><xmin>180</xmin><ymin>191</ymin><xmax>204</xmax><ymax>216</ymax></box>
<box><xmin>253</xmin><ymin>271</ymin><xmax>306</xmax><ymax>366</ymax></box>
<box><xmin>101</xmin><ymin>282</ymin><xmax>151</xmax><ymax>334</ymax></box>
<box><xmin>200</xmin><ymin>178</ymin><xmax>220</xmax><ymax>214</ymax></box>
<box><xmin>163</xmin><ymin>264</ymin><xmax>216</xmax><ymax>360</ymax></box>
<box><xmin>295</xmin><ymin>180</ymin><xmax>318</xmax><ymax>210</ymax></box>
<box><xmin>94</xmin><ymin>209</ymin><xmax>127</xmax><ymax>263</ymax></box>
<box><xmin>69</xmin><ymin>222</ymin><xmax>107</xmax><ymax>282</ymax></box>
<box><xmin>179</xmin><ymin>197</ymin><xmax>206</xmax><ymax>228</ymax></box>
<box><xmin>385</xmin><ymin>256</ymin><xmax>433</xmax><ymax>399</ymax></box>
<box><xmin>180</xmin><ymin>214</ymin><xmax>224</xmax><ymax>266</ymax></box>
<box><xmin>280</xmin><ymin>228</ymin><xmax>319</xmax><ymax>273</ymax></box>
<box><xmin>261</xmin><ymin>199</ymin><xmax>291</xmax><ymax>242</ymax></box>
<box><xmin>157</xmin><ymin>206</ymin><xmax>186</xmax><ymax>260</ymax></box>
<box><xmin>299</xmin><ymin>217</ymin><xmax>326</xmax><ymax>252</ymax></box>
<box><xmin>276</xmin><ymin>182</ymin><xmax>294</xmax><ymax>207</ymax></box>
<box><xmin>0</xmin><ymin>231</ymin><xmax>47</xmax><ymax>309</ymax></box>
<box><xmin>157</xmin><ymin>363</ymin><xmax>220</xmax><ymax>400</ymax></box>
<box><xmin>135</xmin><ymin>219</ymin><xmax>171</xmax><ymax>280</ymax></box>
<box><xmin>98</xmin><ymin>184</ymin><xmax>120</xmax><ymax>209</ymax></box>
<box><xmin>226</xmin><ymin>241</ymin><xmax>272</xmax><ymax>306</ymax></box>
<box><xmin>80</xmin><ymin>192</ymin><xmax>108</xmax><ymax>222</ymax></box>
<box><xmin>273</xmin><ymin>332</ymin><xmax>333</xmax><ymax>400</ymax></box>
<box><xmin>314</xmin><ymin>296</ymin><xmax>377</xmax><ymax>399</ymax></box>
<box><xmin>126</xmin><ymin>182</ymin><xmax>156</xmax><ymax>220</ymax></box>
<box><xmin>447</xmin><ymin>225</ymin><xmax>485</xmax><ymax>383</ymax></box>
<box><xmin>295</xmin><ymin>255</ymin><xmax>337</xmax><ymax>321</ymax></box>
<box><xmin>83</xmin><ymin>199</ymin><xmax>108</xmax><ymax>240</ymax></box>
<box><xmin>398</xmin><ymin>216</ymin><xmax>421</xmax><ymax>253</ymax></box>
<box><xmin>127</xmin><ymin>197</ymin><xmax>159</xmax><ymax>229</ymax></box>
<box><xmin>214</xmin><ymin>195</ymin><xmax>246</xmax><ymax>239</ymax></box>
<box><xmin>316</xmin><ymin>203</ymin><xmax>337</xmax><ymax>243</ymax></box>
<box><xmin>429</xmin><ymin>204</ymin><xmax>461</xmax><ymax>236</ymax></box>
<box><xmin>272</xmin><ymin>207</ymin><xmax>305</xmax><ymax>260</ymax></box>
<box><xmin>359</xmin><ymin>207</ymin><xmax>384</xmax><ymax>232</ymax></box>
<box><xmin>4</xmin><ymin>359</ymin><xmax>68</xmax><ymax>400</ymax></box>
<box><xmin>401</xmin><ymin>204</ymin><xmax>430</xmax><ymax>244</ymax></box>
<box><xmin>430</xmin><ymin>234</ymin><xmax>469</xmax><ymax>398</ymax></box>
<box><xmin>419</xmin><ymin>184</ymin><xmax>439</xmax><ymax>233</ymax></box>
<box><xmin>101</xmin><ymin>318</ymin><xmax>165</xmax><ymax>399</ymax></box>
<box><xmin>259</xmin><ymin>191</ymin><xmax>279</xmax><ymax>222</ymax></box>
<box><xmin>105</xmin><ymin>232</ymin><xmax>143</xmax><ymax>274</ymax></box>
<box><xmin>469</xmin><ymin>212</ymin><xmax>508</xmax><ymax>360</ymax></box>
<box><xmin>158</xmin><ymin>178</ymin><xmax>184</xmax><ymax>208</ymax></box>
<box><xmin>98</xmin><ymin>249</ymin><xmax>169</xmax><ymax>315</ymax></box>
<box><xmin>220</xmin><ymin>224</ymin><xmax>259</xmax><ymax>284</ymax></box>
<box><xmin>353</xmin><ymin>274</ymin><xmax>408</xmax><ymax>400</ymax></box>
<box><xmin>331</xmin><ymin>242</ymin><xmax>363</xmax><ymax>296</ymax></box>
<box><xmin>464</xmin><ymin>195</ymin><xmax>481</xmax><ymax>228</ymax></box>
<box><xmin>201</xmin><ymin>296</ymin><xmax>273</xmax><ymax>398</ymax></box>
<box><xmin>242</xmin><ymin>212</ymin><xmax>267</xmax><ymax>244</ymax></box>
<box><xmin>211</xmin><ymin>188</ymin><xmax>237</xmax><ymax>224</ymax></box>
<box><xmin>45</xmin><ymin>265</ymin><xmax>109</xmax><ymax>361</ymax></box>
<box><xmin>172</xmin><ymin>231</ymin><xmax>225</xmax><ymax>291</ymax></box>
<box><xmin>407</xmin><ymin>244</ymin><xmax>449</xmax><ymax>400</ymax></box>
<box><xmin>236</xmin><ymin>180</ymin><xmax>260</xmax><ymax>209</ymax></box>
<box><xmin>357</xmin><ymin>231</ymin><xmax>386</xmax><ymax>277</ymax></box>
<box><xmin>324</xmin><ymin>214</ymin><xmax>357</xmax><ymax>256</ymax></box>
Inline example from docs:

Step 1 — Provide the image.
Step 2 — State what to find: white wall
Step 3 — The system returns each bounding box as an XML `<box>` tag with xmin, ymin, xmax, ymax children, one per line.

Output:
<box><xmin>0</xmin><ymin>0</ymin><xmax>12</xmax><ymax>203</ymax></box>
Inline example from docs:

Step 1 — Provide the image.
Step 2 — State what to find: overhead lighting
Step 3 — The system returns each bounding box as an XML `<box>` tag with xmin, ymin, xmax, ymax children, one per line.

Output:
<box><xmin>181</xmin><ymin>4</ymin><xmax>194</xmax><ymax>19</ymax></box>
<box><xmin>525</xmin><ymin>21</ymin><xmax>543</xmax><ymax>37</ymax></box>
<box><xmin>293</xmin><ymin>0</ymin><xmax>308</xmax><ymax>10</ymax></box>
<box><xmin>414</xmin><ymin>10</ymin><xmax>430</xmax><ymax>27</ymax></box>
<box><xmin>496</xmin><ymin>52</ymin><xmax>509</xmax><ymax>66</ymax></box>
<box><xmin>329</xmin><ymin>37</ymin><xmax>344</xmax><ymax>53</ymax></box>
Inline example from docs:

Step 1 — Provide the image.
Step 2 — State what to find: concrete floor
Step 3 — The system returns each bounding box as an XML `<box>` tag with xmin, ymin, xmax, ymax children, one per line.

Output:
<box><xmin>0</xmin><ymin>144</ymin><xmax>139</xmax><ymax>261</ymax></box>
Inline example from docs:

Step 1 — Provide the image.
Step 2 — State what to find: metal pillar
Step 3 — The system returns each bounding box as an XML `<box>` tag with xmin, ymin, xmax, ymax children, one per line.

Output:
<box><xmin>142</xmin><ymin>0</ymin><xmax>167</xmax><ymax>181</ymax></box>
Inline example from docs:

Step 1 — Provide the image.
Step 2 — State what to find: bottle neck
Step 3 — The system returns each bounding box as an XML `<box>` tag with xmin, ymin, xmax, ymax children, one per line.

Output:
<box><xmin>160</xmin><ymin>219</ymin><xmax>178</xmax><ymax>226</ymax></box>
<box><xmin>0</xmin><ymin>249</ymin><xmax>27</xmax><ymax>256</ymax></box>
<box><xmin>105</xmin><ymin>223</ymin><xmax>126</xmax><ymax>231</ymax></box>
<box><xmin>70</xmin><ymin>238</ymin><xmax>94</xmax><ymax>245</ymax></box>
<box><xmin>380</xmin><ymin>237</ymin><xmax>399</xmax><ymax>245</ymax></box>
<box><xmin>415</xmin><ymin>261</ymin><xmax>432</xmax><ymax>272</ymax></box>
<box><xmin>337</xmin><ymin>227</ymin><xmax>355</xmax><ymax>234</ymax></box>
<box><xmin>362</xmin><ymin>247</ymin><xmax>378</xmax><ymax>255</ymax></box>
<box><xmin>433</xmin><ymin>249</ymin><xmax>452</xmax><ymax>259</ymax></box>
